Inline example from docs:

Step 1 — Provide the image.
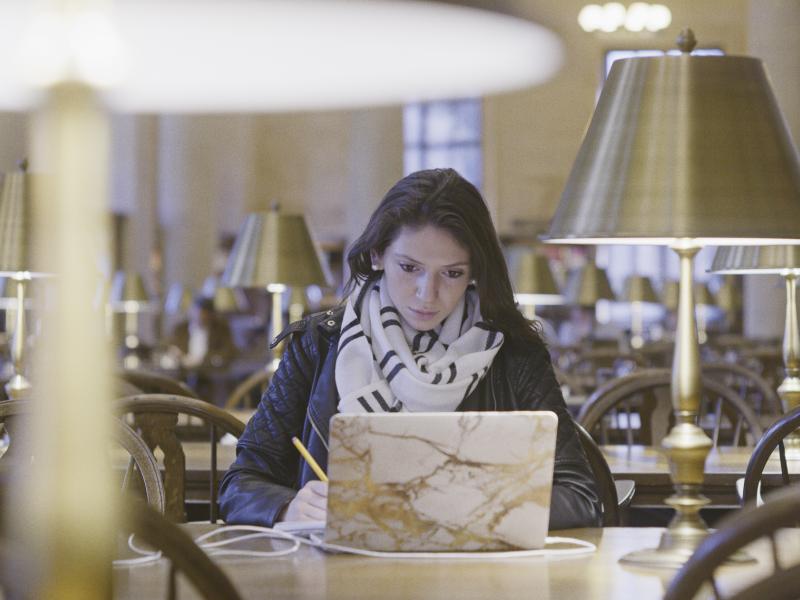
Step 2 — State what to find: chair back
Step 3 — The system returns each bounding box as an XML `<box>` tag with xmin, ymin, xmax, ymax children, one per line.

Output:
<box><xmin>578</xmin><ymin>369</ymin><xmax>763</xmax><ymax>447</ymax></box>
<box><xmin>117</xmin><ymin>369</ymin><xmax>199</xmax><ymax>398</ymax></box>
<box><xmin>224</xmin><ymin>368</ymin><xmax>270</xmax><ymax>410</ymax></box>
<box><xmin>574</xmin><ymin>423</ymin><xmax>622</xmax><ymax>526</ymax></box>
<box><xmin>702</xmin><ymin>361</ymin><xmax>783</xmax><ymax>416</ymax></box>
<box><xmin>0</xmin><ymin>399</ymin><xmax>165</xmax><ymax>512</ymax></box>
<box><xmin>664</xmin><ymin>485</ymin><xmax>800</xmax><ymax>600</ymax></box>
<box><xmin>742</xmin><ymin>406</ymin><xmax>800</xmax><ymax>505</ymax></box>
<box><xmin>116</xmin><ymin>394</ymin><xmax>245</xmax><ymax>522</ymax></box>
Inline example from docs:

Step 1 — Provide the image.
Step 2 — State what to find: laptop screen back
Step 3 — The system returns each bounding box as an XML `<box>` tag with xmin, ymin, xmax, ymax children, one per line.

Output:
<box><xmin>325</xmin><ymin>411</ymin><xmax>558</xmax><ymax>552</ymax></box>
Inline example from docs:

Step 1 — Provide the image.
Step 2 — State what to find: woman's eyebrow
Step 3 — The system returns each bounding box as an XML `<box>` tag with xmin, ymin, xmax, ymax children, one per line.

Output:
<box><xmin>395</xmin><ymin>253</ymin><xmax>469</xmax><ymax>268</ymax></box>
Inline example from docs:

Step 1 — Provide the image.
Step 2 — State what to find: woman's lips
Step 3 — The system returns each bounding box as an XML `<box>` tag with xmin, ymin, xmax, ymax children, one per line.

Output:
<box><xmin>409</xmin><ymin>308</ymin><xmax>438</xmax><ymax>320</ymax></box>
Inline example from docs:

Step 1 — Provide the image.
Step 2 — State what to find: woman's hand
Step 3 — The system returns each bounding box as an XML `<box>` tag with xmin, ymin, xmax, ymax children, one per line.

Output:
<box><xmin>279</xmin><ymin>480</ymin><xmax>328</xmax><ymax>522</ymax></box>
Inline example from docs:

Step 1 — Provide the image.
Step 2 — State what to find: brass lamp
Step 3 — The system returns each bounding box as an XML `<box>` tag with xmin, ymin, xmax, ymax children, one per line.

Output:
<box><xmin>513</xmin><ymin>251</ymin><xmax>563</xmax><ymax>320</ymax></box>
<box><xmin>0</xmin><ymin>162</ymin><xmax>48</xmax><ymax>399</ymax></box>
<box><xmin>110</xmin><ymin>270</ymin><xmax>152</xmax><ymax>370</ymax></box>
<box><xmin>222</xmin><ymin>205</ymin><xmax>329</xmax><ymax>371</ymax></box>
<box><xmin>542</xmin><ymin>30</ymin><xmax>800</xmax><ymax>567</ymax></box>
<box><xmin>563</xmin><ymin>261</ymin><xmax>616</xmax><ymax>306</ymax></box>
<box><xmin>623</xmin><ymin>275</ymin><xmax>658</xmax><ymax>349</ymax></box>
<box><xmin>710</xmin><ymin>245</ymin><xmax>800</xmax><ymax>453</ymax></box>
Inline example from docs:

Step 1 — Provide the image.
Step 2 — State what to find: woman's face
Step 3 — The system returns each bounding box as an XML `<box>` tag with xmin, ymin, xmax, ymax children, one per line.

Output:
<box><xmin>372</xmin><ymin>225</ymin><xmax>471</xmax><ymax>331</ymax></box>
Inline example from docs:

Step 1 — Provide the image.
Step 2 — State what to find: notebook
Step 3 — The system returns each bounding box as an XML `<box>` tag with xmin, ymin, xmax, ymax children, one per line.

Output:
<box><xmin>323</xmin><ymin>410</ymin><xmax>558</xmax><ymax>552</ymax></box>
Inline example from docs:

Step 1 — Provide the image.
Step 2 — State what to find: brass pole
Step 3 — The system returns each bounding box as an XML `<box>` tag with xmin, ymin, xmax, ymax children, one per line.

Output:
<box><xmin>778</xmin><ymin>273</ymin><xmax>800</xmax><ymax>453</ymax></box>
<box><xmin>630</xmin><ymin>301</ymin><xmax>644</xmax><ymax>349</ymax></box>
<box><xmin>5</xmin><ymin>276</ymin><xmax>31</xmax><ymax>398</ymax></box>
<box><xmin>622</xmin><ymin>244</ymin><xmax>716</xmax><ymax>566</ymax></box>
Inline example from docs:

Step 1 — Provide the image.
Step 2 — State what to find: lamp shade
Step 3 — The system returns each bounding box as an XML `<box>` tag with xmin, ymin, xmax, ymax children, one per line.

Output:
<box><xmin>0</xmin><ymin>163</ymin><xmax>32</xmax><ymax>274</ymax></box>
<box><xmin>514</xmin><ymin>252</ymin><xmax>562</xmax><ymax>305</ymax></box>
<box><xmin>541</xmin><ymin>43</ymin><xmax>800</xmax><ymax>245</ymax></box>
<box><xmin>694</xmin><ymin>282</ymin><xmax>715</xmax><ymax>307</ymax></box>
<box><xmin>163</xmin><ymin>283</ymin><xmax>193</xmax><ymax>314</ymax></box>
<box><xmin>109</xmin><ymin>270</ymin><xmax>151</xmax><ymax>311</ymax></box>
<box><xmin>564</xmin><ymin>263</ymin><xmax>616</xmax><ymax>306</ymax></box>
<box><xmin>222</xmin><ymin>207</ymin><xmax>328</xmax><ymax>289</ymax></box>
<box><xmin>661</xmin><ymin>280</ymin><xmax>679</xmax><ymax>311</ymax></box>
<box><xmin>212</xmin><ymin>286</ymin><xmax>240</xmax><ymax>313</ymax></box>
<box><xmin>710</xmin><ymin>245</ymin><xmax>800</xmax><ymax>275</ymax></box>
<box><xmin>623</xmin><ymin>275</ymin><xmax>658</xmax><ymax>303</ymax></box>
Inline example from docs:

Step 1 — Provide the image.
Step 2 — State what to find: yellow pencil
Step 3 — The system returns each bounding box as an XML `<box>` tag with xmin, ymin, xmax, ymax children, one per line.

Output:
<box><xmin>291</xmin><ymin>436</ymin><xmax>329</xmax><ymax>482</ymax></box>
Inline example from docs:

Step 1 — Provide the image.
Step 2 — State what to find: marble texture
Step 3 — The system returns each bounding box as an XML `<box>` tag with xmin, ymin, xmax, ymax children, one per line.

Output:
<box><xmin>325</xmin><ymin>411</ymin><xmax>557</xmax><ymax>552</ymax></box>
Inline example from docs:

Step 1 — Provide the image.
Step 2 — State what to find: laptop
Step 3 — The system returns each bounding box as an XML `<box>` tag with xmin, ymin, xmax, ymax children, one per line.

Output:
<box><xmin>324</xmin><ymin>411</ymin><xmax>558</xmax><ymax>552</ymax></box>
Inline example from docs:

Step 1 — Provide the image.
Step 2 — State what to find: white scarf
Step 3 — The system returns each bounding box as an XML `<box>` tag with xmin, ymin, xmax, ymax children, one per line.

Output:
<box><xmin>334</xmin><ymin>275</ymin><xmax>503</xmax><ymax>413</ymax></box>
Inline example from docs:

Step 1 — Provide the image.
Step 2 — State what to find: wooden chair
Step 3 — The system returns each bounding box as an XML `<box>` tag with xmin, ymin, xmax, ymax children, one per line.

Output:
<box><xmin>116</xmin><ymin>394</ymin><xmax>246</xmax><ymax>523</ymax></box>
<box><xmin>116</xmin><ymin>369</ymin><xmax>199</xmax><ymax>398</ymax></box>
<box><xmin>574</xmin><ymin>423</ymin><xmax>635</xmax><ymax>526</ymax></box>
<box><xmin>663</xmin><ymin>484</ymin><xmax>800</xmax><ymax>600</ymax></box>
<box><xmin>0</xmin><ymin>400</ymin><xmax>165</xmax><ymax>512</ymax></box>
<box><xmin>577</xmin><ymin>369</ymin><xmax>763</xmax><ymax>448</ymax></box>
<box><xmin>224</xmin><ymin>367</ymin><xmax>270</xmax><ymax>410</ymax></box>
<box><xmin>702</xmin><ymin>361</ymin><xmax>783</xmax><ymax>416</ymax></box>
<box><xmin>120</xmin><ymin>498</ymin><xmax>242</xmax><ymax>600</ymax></box>
<box><xmin>741</xmin><ymin>406</ymin><xmax>800</xmax><ymax>506</ymax></box>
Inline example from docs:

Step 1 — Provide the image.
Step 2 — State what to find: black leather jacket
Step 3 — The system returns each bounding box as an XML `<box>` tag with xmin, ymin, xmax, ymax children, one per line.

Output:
<box><xmin>220</xmin><ymin>307</ymin><xmax>601</xmax><ymax>530</ymax></box>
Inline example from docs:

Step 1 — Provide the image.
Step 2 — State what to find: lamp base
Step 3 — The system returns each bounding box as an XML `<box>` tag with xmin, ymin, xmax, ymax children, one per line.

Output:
<box><xmin>620</xmin><ymin>528</ymin><xmax>755</xmax><ymax>569</ymax></box>
<box><xmin>5</xmin><ymin>373</ymin><xmax>31</xmax><ymax>400</ymax></box>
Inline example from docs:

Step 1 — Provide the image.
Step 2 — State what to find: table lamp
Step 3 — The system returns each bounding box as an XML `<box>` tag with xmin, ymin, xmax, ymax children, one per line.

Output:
<box><xmin>564</xmin><ymin>261</ymin><xmax>616</xmax><ymax>306</ymax></box>
<box><xmin>710</xmin><ymin>245</ymin><xmax>800</xmax><ymax>452</ymax></box>
<box><xmin>109</xmin><ymin>270</ymin><xmax>152</xmax><ymax>369</ymax></box>
<box><xmin>714</xmin><ymin>275</ymin><xmax>743</xmax><ymax>333</ymax></box>
<box><xmin>513</xmin><ymin>251</ymin><xmax>563</xmax><ymax>320</ymax></box>
<box><xmin>623</xmin><ymin>275</ymin><xmax>658</xmax><ymax>349</ymax></box>
<box><xmin>0</xmin><ymin>161</ymin><xmax>49</xmax><ymax>399</ymax></box>
<box><xmin>163</xmin><ymin>282</ymin><xmax>193</xmax><ymax>316</ymax></box>
<box><xmin>222</xmin><ymin>205</ymin><xmax>329</xmax><ymax>371</ymax></box>
<box><xmin>541</xmin><ymin>29</ymin><xmax>800</xmax><ymax>567</ymax></box>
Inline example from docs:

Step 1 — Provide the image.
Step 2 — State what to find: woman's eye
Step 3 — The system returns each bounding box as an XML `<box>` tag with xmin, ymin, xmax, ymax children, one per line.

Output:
<box><xmin>399</xmin><ymin>263</ymin><xmax>417</xmax><ymax>273</ymax></box>
<box><xmin>445</xmin><ymin>270</ymin><xmax>465</xmax><ymax>279</ymax></box>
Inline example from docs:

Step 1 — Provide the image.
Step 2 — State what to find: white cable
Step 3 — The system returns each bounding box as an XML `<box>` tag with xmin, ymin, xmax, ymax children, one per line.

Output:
<box><xmin>302</xmin><ymin>532</ymin><xmax>596</xmax><ymax>560</ymax></box>
<box><xmin>112</xmin><ymin>533</ymin><xmax>163</xmax><ymax>568</ymax></box>
<box><xmin>194</xmin><ymin>524</ymin><xmax>301</xmax><ymax>559</ymax></box>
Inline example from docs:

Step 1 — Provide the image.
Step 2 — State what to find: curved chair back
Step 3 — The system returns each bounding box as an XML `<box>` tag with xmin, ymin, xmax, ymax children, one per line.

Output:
<box><xmin>664</xmin><ymin>485</ymin><xmax>800</xmax><ymax>600</ymax></box>
<box><xmin>702</xmin><ymin>361</ymin><xmax>783</xmax><ymax>416</ymax></box>
<box><xmin>224</xmin><ymin>368</ymin><xmax>270</xmax><ymax>410</ymax></box>
<box><xmin>578</xmin><ymin>369</ymin><xmax>763</xmax><ymax>447</ymax></box>
<box><xmin>117</xmin><ymin>369</ymin><xmax>199</xmax><ymax>398</ymax></box>
<box><xmin>575</xmin><ymin>423</ymin><xmax>625</xmax><ymax>526</ymax></box>
<box><xmin>121</xmin><ymin>498</ymin><xmax>242</xmax><ymax>600</ymax></box>
<box><xmin>742</xmin><ymin>406</ymin><xmax>800</xmax><ymax>505</ymax></box>
<box><xmin>116</xmin><ymin>394</ymin><xmax>246</xmax><ymax>522</ymax></box>
<box><xmin>0</xmin><ymin>399</ymin><xmax>165</xmax><ymax>512</ymax></box>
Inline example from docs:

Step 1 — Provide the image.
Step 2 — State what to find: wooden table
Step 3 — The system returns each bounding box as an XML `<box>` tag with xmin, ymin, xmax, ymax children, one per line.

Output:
<box><xmin>603</xmin><ymin>444</ymin><xmax>797</xmax><ymax>507</ymax></box>
<box><xmin>113</xmin><ymin>525</ymin><xmax>798</xmax><ymax>600</ymax></box>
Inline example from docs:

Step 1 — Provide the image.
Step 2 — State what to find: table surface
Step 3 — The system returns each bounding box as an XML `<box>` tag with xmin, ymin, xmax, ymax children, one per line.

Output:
<box><xmin>113</xmin><ymin>525</ymin><xmax>798</xmax><ymax>600</ymax></box>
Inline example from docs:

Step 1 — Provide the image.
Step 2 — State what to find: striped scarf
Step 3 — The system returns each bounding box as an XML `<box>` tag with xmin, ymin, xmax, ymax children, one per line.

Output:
<box><xmin>334</xmin><ymin>275</ymin><xmax>503</xmax><ymax>413</ymax></box>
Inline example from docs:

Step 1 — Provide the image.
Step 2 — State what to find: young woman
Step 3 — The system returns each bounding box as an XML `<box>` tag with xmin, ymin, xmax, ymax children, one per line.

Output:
<box><xmin>219</xmin><ymin>168</ymin><xmax>600</xmax><ymax>529</ymax></box>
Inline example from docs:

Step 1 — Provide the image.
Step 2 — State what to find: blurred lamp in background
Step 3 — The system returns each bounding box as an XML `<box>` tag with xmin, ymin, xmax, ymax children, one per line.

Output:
<box><xmin>622</xmin><ymin>274</ymin><xmax>658</xmax><ymax>349</ymax></box>
<box><xmin>710</xmin><ymin>246</ymin><xmax>800</xmax><ymax>438</ymax></box>
<box><xmin>513</xmin><ymin>251</ymin><xmax>563</xmax><ymax>320</ymax></box>
<box><xmin>109</xmin><ymin>270</ymin><xmax>152</xmax><ymax>369</ymax></box>
<box><xmin>222</xmin><ymin>205</ymin><xmax>329</xmax><ymax>372</ymax></box>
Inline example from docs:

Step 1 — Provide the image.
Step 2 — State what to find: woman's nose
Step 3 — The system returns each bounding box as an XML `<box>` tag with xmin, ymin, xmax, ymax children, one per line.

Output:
<box><xmin>416</xmin><ymin>273</ymin><xmax>438</xmax><ymax>302</ymax></box>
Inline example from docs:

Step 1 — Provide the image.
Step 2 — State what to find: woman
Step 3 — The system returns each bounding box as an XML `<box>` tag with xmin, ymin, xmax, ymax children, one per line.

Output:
<box><xmin>219</xmin><ymin>168</ymin><xmax>600</xmax><ymax>529</ymax></box>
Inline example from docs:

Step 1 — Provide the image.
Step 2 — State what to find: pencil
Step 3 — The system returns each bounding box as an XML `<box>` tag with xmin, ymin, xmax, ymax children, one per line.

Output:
<box><xmin>291</xmin><ymin>436</ymin><xmax>329</xmax><ymax>482</ymax></box>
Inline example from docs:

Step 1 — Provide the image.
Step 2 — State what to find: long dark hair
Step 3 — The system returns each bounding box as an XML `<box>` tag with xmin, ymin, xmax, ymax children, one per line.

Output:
<box><xmin>345</xmin><ymin>168</ymin><xmax>541</xmax><ymax>344</ymax></box>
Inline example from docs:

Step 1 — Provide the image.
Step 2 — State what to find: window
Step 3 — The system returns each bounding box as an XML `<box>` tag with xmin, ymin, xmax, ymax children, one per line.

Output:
<box><xmin>403</xmin><ymin>99</ymin><xmax>482</xmax><ymax>189</ymax></box>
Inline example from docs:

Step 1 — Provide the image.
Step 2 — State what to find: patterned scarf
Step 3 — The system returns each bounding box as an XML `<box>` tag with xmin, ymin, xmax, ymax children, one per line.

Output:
<box><xmin>334</xmin><ymin>275</ymin><xmax>503</xmax><ymax>413</ymax></box>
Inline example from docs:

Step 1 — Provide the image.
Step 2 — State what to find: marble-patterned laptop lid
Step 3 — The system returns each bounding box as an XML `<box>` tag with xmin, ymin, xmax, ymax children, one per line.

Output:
<box><xmin>325</xmin><ymin>411</ymin><xmax>558</xmax><ymax>552</ymax></box>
